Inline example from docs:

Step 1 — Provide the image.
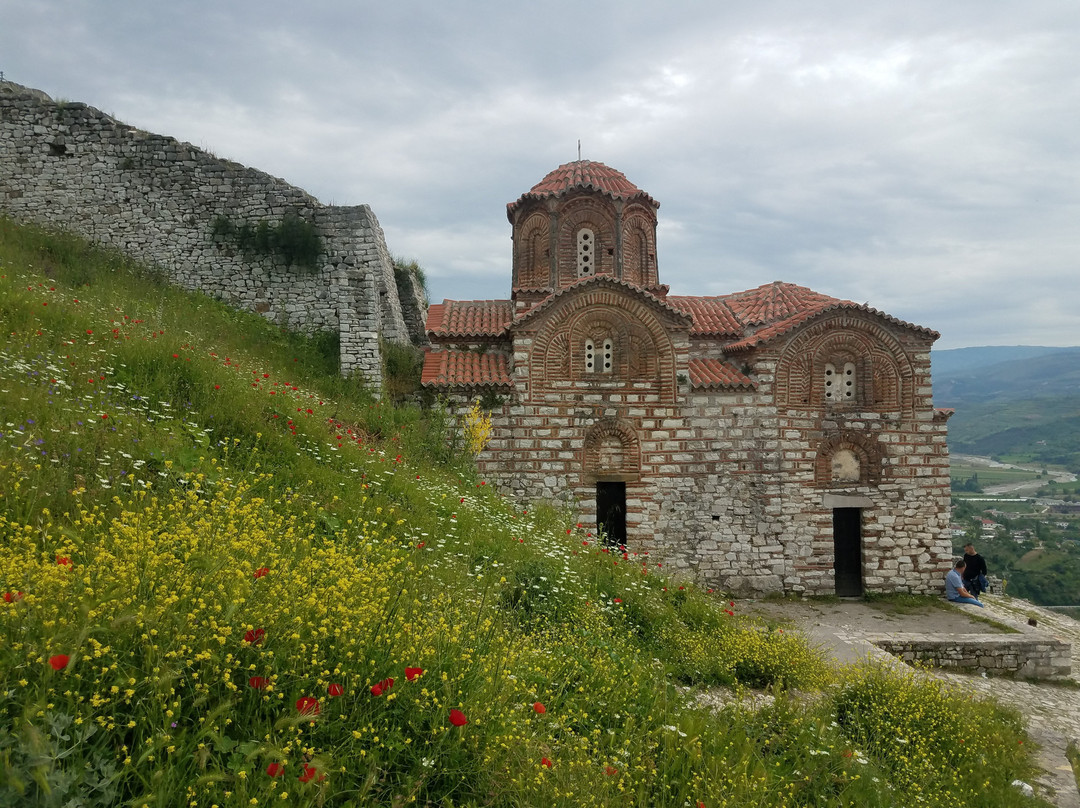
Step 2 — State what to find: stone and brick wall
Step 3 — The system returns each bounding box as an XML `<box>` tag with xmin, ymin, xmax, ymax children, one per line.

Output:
<box><xmin>466</xmin><ymin>304</ymin><xmax>952</xmax><ymax>597</ymax></box>
<box><xmin>0</xmin><ymin>80</ymin><xmax>420</xmax><ymax>385</ymax></box>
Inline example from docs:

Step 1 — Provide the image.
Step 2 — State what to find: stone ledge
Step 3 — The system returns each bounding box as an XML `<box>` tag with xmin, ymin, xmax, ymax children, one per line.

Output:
<box><xmin>868</xmin><ymin>606</ymin><xmax>1073</xmax><ymax>681</ymax></box>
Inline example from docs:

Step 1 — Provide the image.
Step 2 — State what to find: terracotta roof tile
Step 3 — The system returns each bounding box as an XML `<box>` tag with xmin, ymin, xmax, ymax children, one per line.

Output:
<box><xmin>674</xmin><ymin>282</ymin><xmax>938</xmax><ymax>351</ymax></box>
<box><xmin>666</xmin><ymin>296</ymin><xmax>742</xmax><ymax>337</ymax></box>
<box><xmin>724</xmin><ymin>281</ymin><xmax>843</xmax><ymax>325</ymax></box>
<box><xmin>426</xmin><ymin>300</ymin><xmax>514</xmax><ymax>338</ymax></box>
<box><xmin>687</xmin><ymin>359</ymin><xmax>757</xmax><ymax>389</ymax></box>
<box><xmin>420</xmin><ymin>350</ymin><xmax>512</xmax><ymax>388</ymax></box>
<box><xmin>508</xmin><ymin>160</ymin><xmax>658</xmax><ymax>215</ymax></box>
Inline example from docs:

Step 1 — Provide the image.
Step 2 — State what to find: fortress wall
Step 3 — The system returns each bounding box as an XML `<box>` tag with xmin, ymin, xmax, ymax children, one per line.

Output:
<box><xmin>0</xmin><ymin>81</ymin><xmax>415</xmax><ymax>385</ymax></box>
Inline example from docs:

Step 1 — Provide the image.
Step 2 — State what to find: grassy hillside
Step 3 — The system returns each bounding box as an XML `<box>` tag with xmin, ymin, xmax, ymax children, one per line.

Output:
<box><xmin>0</xmin><ymin>218</ymin><xmax>1047</xmax><ymax>807</ymax></box>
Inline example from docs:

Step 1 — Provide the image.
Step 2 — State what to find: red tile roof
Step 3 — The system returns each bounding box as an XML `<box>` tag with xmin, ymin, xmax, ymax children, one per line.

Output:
<box><xmin>666</xmin><ymin>296</ymin><xmax>742</xmax><ymax>337</ymax></box>
<box><xmin>670</xmin><ymin>282</ymin><xmax>939</xmax><ymax>348</ymax></box>
<box><xmin>420</xmin><ymin>350</ymin><xmax>512</xmax><ymax>388</ymax></box>
<box><xmin>508</xmin><ymin>160</ymin><xmax>658</xmax><ymax>216</ymax></box>
<box><xmin>723</xmin><ymin>281</ymin><xmax>840</xmax><ymax>325</ymax></box>
<box><xmin>424</xmin><ymin>281</ymin><xmax>938</xmax><ymax>376</ymax></box>
<box><xmin>688</xmin><ymin>359</ymin><xmax>757</xmax><ymax>389</ymax></box>
<box><xmin>426</xmin><ymin>300</ymin><xmax>514</xmax><ymax>338</ymax></box>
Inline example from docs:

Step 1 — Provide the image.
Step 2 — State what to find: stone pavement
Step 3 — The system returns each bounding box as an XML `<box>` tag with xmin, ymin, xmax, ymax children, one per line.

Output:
<box><xmin>743</xmin><ymin>595</ymin><xmax>1080</xmax><ymax>808</ymax></box>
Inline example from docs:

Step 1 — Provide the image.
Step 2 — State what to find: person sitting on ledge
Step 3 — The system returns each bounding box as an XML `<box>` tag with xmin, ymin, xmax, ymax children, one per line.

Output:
<box><xmin>946</xmin><ymin>559</ymin><xmax>984</xmax><ymax>607</ymax></box>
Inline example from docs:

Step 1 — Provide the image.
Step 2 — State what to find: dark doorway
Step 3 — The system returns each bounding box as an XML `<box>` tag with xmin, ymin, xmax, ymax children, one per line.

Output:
<box><xmin>596</xmin><ymin>482</ymin><xmax>626</xmax><ymax>548</ymax></box>
<box><xmin>833</xmin><ymin>507</ymin><xmax>863</xmax><ymax>597</ymax></box>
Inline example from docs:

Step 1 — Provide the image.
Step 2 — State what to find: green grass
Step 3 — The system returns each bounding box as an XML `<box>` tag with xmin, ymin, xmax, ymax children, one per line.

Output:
<box><xmin>0</xmin><ymin>218</ymin><xmax>1051</xmax><ymax>807</ymax></box>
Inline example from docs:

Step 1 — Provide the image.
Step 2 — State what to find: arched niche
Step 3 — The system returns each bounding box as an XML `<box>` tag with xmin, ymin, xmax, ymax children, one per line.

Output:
<box><xmin>515</xmin><ymin>211</ymin><xmax>550</xmax><ymax>289</ymax></box>
<box><xmin>814</xmin><ymin>432</ymin><xmax>882</xmax><ymax>487</ymax></box>
<box><xmin>583</xmin><ymin>419</ymin><xmax>641</xmax><ymax>481</ymax></box>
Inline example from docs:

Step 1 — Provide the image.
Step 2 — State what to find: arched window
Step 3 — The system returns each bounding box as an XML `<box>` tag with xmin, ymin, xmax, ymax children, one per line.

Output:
<box><xmin>824</xmin><ymin>361</ymin><xmax>856</xmax><ymax>402</ymax></box>
<box><xmin>577</xmin><ymin>228</ymin><xmax>595</xmax><ymax>276</ymax></box>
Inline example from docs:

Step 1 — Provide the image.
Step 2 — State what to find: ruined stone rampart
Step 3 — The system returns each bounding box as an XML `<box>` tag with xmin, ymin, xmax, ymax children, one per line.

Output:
<box><xmin>0</xmin><ymin>81</ymin><xmax>424</xmax><ymax>386</ymax></box>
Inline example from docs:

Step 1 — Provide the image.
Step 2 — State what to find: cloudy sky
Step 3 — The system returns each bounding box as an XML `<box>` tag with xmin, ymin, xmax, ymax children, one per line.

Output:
<box><xmin>3</xmin><ymin>1</ymin><xmax>1078</xmax><ymax>348</ymax></box>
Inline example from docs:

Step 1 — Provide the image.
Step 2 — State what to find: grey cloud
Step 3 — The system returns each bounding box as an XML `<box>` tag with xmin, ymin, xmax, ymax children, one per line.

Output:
<box><xmin>2</xmin><ymin>0</ymin><xmax>1077</xmax><ymax>347</ymax></box>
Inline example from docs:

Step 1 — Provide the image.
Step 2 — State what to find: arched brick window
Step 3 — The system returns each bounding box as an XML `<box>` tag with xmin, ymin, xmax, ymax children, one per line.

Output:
<box><xmin>577</xmin><ymin>228</ymin><xmax>596</xmax><ymax>276</ymax></box>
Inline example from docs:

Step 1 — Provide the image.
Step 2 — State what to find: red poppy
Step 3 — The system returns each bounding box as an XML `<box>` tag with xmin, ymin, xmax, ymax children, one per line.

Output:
<box><xmin>370</xmin><ymin>677</ymin><xmax>395</xmax><ymax>696</ymax></box>
<box><xmin>298</xmin><ymin>764</ymin><xmax>323</xmax><ymax>783</ymax></box>
<box><xmin>449</xmin><ymin>708</ymin><xmax>468</xmax><ymax>727</ymax></box>
<box><xmin>613</xmin><ymin>598</ymin><xmax>622</xmax><ymax>604</ymax></box>
<box><xmin>249</xmin><ymin>676</ymin><xmax>269</xmax><ymax>690</ymax></box>
<box><xmin>533</xmin><ymin>702</ymin><xmax>546</xmax><ymax>714</ymax></box>
<box><xmin>405</xmin><ymin>667</ymin><xmax>424</xmax><ymax>681</ymax></box>
<box><xmin>3</xmin><ymin>592</ymin><xmax>23</xmax><ymax>603</ymax></box>
<box><xmin>266</xmin><ymin>762</ymin><xmax>284</xmax><ymax>777</ymax></box>
<box><xmin>605</xmin><ymin>765</ymin><xmax>618</xmax><ymax>777</ymax></box>
<box><xmin>244</xmin><ymin>628</ymin><xmax>266</xmax><ymax>645</ymax></box>
<box><xmin>296</xmin><ymin>697</ymin><xmax>321</xmax><ymax>716</ymax></box>
<box><xmin>253</xmin><ymin>566</ymin><xmax>269</xmax><ymax>579</ymax></box>
<box><xmin>48</xmin><ymin>654</ymin><xmax>70</xmax><ymax>671</ymax></box>
<box><xmin>327</xmin><ymin>683</ymin><xmax>344</xmax><ymax>697</ymax></box>
<box><xmin>698</xmin><ymin>802</ymin><xmax>706</xmax><ymax>808</ymax></box>
<box><xmin>541</xmin><ymin>757</ymin><xmax>553</xmax><ymax>768</ymax></box>
<box><xmin>56</xmin><ymin>555</ymin><xmax>71</xmax><ymax>568</ymax></box>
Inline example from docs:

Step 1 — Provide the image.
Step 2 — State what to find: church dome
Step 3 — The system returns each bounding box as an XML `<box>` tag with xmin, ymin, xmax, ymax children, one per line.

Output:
<box><xmin>508</xmin><ymin>160</ymin><xmax>657</xmax><ymax>217</ymax></box>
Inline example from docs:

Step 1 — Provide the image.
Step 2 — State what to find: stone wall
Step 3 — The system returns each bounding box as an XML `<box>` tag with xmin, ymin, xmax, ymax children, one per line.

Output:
<box><xmin>872</xmin><ymin>633</ymin><xmax>1072</xmax><ymax>681</ymax></box>
<box><xmin>868</xmin><ymin>601</ymin><xmax>1075</xmax><ymax>681</ymax></box>
<box><xmin>477</xmin><ymin>388</ymin><xmax>951</xmax><ymax>596</ymax></box>
<box><xmin>465</xmin><ymin>306</ymin><xmax>952</xmax><ymax>597</ymax></box>
<box><xmin>0</xmin><ymin>80</ymin><xmax>419</xmax><ymax>385</ymax></box>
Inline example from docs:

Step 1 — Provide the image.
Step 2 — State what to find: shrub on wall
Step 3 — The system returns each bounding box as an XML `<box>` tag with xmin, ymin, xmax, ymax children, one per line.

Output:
<box><xmin>211</xmin><ymin>213</ymin><xmax>323</xmax><ymax>270</ymax></box>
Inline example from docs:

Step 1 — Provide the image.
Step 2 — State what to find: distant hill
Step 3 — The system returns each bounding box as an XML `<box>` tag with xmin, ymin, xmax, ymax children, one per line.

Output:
<box><xmin>933</xmin><ymin>346</ymin><xmax>1080</xmax><ymax>468</ymax></box>
<box><xmin>931</xmin><ymin>345</ymin><xmax>1080</xmax><ymax>377</ymax></box>
<box><xmin>933</xmin><ymin>347</ymin><xmax>1080</xmax><ymax>405</ymax></box>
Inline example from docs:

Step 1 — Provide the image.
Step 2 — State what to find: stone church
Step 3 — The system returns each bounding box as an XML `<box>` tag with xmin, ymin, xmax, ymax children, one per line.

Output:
<box><xmin>421</xmin><ymin>160</ymin><xmax>953</xmax><ymax>596</ymax></box>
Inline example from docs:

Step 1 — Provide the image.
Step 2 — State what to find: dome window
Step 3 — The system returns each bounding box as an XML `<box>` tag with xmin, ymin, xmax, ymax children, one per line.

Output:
<box><xmin>577</xmin><ymin>228</ymin><xmax>595</xmax><ymax>276</ymax></box>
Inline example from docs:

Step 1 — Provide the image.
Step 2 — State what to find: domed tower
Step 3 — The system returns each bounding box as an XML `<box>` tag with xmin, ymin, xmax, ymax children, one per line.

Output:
<box><xmin>506</xmin><ymin>160</ymin><xmax>664</xmax><ymax>308</ymax></box>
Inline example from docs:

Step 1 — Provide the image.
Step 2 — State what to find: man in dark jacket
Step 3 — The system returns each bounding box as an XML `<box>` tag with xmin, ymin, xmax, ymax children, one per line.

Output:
<box><xmin>962</xmin><ymin>543</ymin><xmax>989</xmax><ymax>597</ymax></box>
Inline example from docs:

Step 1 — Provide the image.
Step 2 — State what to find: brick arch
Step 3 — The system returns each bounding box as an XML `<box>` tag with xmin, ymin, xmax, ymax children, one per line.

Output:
<box><xmin>814</xmin><ymin>430</ymin><xmax>883</xmax><ymax>487</ymax></box>
<box><xmin>555</xmin><ymin>196</ymin><xmax>616</xmax><ymax>285</ymax></box>
<box><xmin>621</xmin><ymin>209</ymin><xmax>657</xmax><ymax>287</ymax></box>
<box><xmin>529</xmin><ymin>289</ymin><xmax>678</xmax><ymax>402</ymax></box>
<box><xmin>515</xmin><ymin>211</ymin><xmax>550</xmax><ymax>289</ymax></box>
<box><xmin>775</xmin><ymin>317</ymin><xmax>914</xmax><ymax>413</ymax></box>
<box><xmin>583</xmin><ymin>418</ymin><xmax>640</xmax><ymax>481</ymax></box>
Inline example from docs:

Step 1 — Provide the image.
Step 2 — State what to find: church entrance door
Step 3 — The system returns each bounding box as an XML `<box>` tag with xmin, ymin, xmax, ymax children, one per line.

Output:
<box><xmin>833</xmin><ymin>507</ymin><xmax>863</xmax><ymax>597</ymax></box>
<box><xmin>596</xmin><ymin>482</ymin><xmax>626</xmax><ymax>548</ymax></box>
